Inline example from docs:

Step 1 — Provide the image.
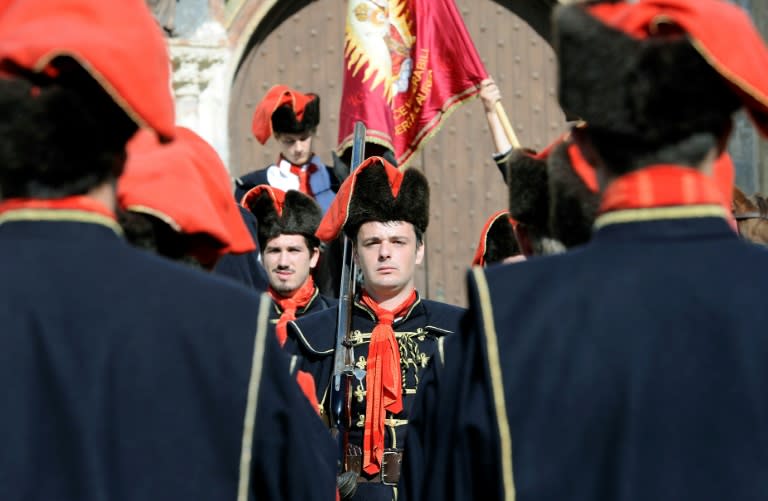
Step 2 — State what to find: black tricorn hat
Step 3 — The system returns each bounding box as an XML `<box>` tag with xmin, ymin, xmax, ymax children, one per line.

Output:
<box><xmin>241</xmin><ymin>185</ymin><xmax>322</xmax><ymax>250</ymax></box>
<box><xmin>507</xmin><ymin>148</ymin><xmax>550</xmax><ymax>230</ymax></box>
<box><xmin>316</xmin><ymin>156</ymin><xmax>429</xmax><ymax>242</ymax></box>
<box><xmin>553</xmin><ymin>0</ymin><xmax>764</xmax><ymax>149</ymax></box>
<box><xmin>546</xmin><ymin>140</ymin><xmax>600</xmax><ymax>248</ymax></box>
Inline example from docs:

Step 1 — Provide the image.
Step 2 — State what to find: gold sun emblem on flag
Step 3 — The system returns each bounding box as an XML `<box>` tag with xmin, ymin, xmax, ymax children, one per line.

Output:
<box><xmin>345</xmin><ymin>0</ymin><xmax>415</xmax><ymax>105</ymax></box>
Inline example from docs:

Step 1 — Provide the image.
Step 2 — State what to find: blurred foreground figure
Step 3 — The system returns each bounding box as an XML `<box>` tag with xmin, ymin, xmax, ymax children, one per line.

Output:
<box><xmin>118</xmin><ymin>126</ymin><xmax>257</xmax><ymax>270</ymax></box>
<box><xmin>401</xmin><ymin>1</ymin><xmax>768</xmax><ymax>500</ymax></box>
<box><xmin>0</xmin><ymin>1</ymin><xmax>335</xmax><ymax>500</ymax></box>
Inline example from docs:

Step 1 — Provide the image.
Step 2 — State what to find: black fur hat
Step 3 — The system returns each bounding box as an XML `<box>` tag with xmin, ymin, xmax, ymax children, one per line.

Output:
<box><xmin>506</xmin><ymin>136</ymin><xmax>600</xmax><ymax>250</ymax></box>
<box><xmin>241</xmin><ymin>185</ymin><xmax>322</xmax><ymax>250</ymax></box>
<box><xmin>472</xmin><ymin>211</ymin><xmax>520</xmax><ymax>266</ymax></box>
<box><xmin>315</xmin><ymin>156</ymin><xmax>429</xmax><ymax>242</ymax></box>
<box><xmin>554</xmin><ymin>2</ymin><xmax>740</xmax><ymax>149</ymax></box>
<box><xmin>485</xmin><ymin>215</ymin><xmax>520</xmax><ymax>264</ymax></box>
<box><xmin>507</xmin><ymin>148</ymin><xmax>550</xmax><ymax>229</ymax></box>
<box><xmin>271</xmin><ymin>94</ymin><xmax>320</xmax><ymax>136</ymax></box>
<box><xmin>252</xmin><ymin>85</ymin><xmax>321</xmax><ymax>144</ymax></box>
<box><xmin>344</xmin><ymin>162</ymin><xmax>429</xmax><ymax>239</ymax></box>
<box><xmin>546</xmin><ymin>141</ymin><xmax>600</xmax><ymax>248</ymax></box>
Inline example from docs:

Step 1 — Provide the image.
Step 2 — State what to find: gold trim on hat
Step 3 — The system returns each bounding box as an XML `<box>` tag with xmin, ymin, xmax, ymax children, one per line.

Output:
<box><xmin>124</xmin><ymin>205</ymin><xmax>182</xmax><ymax>232</ymax></box>
<box><xmin>34</xmin><ymin>50</ymin><xmax>168</xmax><ymax>140</ymax></box>
<box><xmin>690</xmin><ymin>39</ymin><xmax>768</xmax><ymax>115</ymax></box>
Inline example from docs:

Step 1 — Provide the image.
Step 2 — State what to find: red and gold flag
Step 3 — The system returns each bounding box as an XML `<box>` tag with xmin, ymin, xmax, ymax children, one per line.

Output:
<box><xmin>337</xmin><ymin>0</ymin><xmax>488</xmax><ymax>167</ymax></box>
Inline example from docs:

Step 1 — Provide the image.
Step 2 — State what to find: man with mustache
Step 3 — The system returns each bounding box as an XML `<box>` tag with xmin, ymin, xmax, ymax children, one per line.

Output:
<box><xmin>241</xmin><ymin>184</ymin><xmax>336</xmax><ymax>348</ymax></box>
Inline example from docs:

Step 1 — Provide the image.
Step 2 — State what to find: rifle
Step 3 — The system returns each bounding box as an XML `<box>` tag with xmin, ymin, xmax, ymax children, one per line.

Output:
<box><xmin>331</xmin><ymin>121</ymin><xmax>366</xmax><ymax>496</ymax></box>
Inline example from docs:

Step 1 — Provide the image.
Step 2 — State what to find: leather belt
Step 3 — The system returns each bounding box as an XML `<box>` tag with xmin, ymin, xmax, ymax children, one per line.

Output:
<box><xmin>344</xmin><ymin>445</ymin><xmax>403</xmax><ymax>485</ymax></box>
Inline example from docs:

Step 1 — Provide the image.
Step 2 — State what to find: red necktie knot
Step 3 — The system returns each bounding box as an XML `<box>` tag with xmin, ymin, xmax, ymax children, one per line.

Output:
<box><xmin>289</xmin><ymin>163</ymin><xmax>316</xmax><ymax>196</ymax></box>
<box><xmin>378</xmin><ymin>311</ymin><xmax>395</xmax><ymax>326</ymax></box>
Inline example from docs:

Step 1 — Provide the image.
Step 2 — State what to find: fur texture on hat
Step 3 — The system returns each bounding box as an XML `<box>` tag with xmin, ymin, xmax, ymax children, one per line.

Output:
<box><xmin>484</xmin><ymin>215</ymin><xmax>520</xmax><ymax>265</ymax></box>
<box><xmin>271</xmin><ymin>95</ymin><xmax>320</xmax><ymax>136</ymax></box>
<box><xmin>243</xmin><ymin>188</ymin><xmax>322</xmax><ymax>250</ymax></box>
<box><xmin>506</xmin><ymin>141</ymin><xmax>599</xmax><ymax>250</ymax></box>
<box><xmin>546</xmin><ymin>141</ymin><xmax>600</xmax><ymax>248</ymax></box>
<box><xmin>344</xmin><ymin>163</ymin><xmax>429</xmax><ymax>239</ymax></box>
<box><xmin>507</xmin><ymin>149</ymin><xmax>550</xmax><ymax>229</ymax></box>
<box><xmin>555</xmin><ymin>3</ymin><xmax>740</xmax><ymax>149</ymax></box>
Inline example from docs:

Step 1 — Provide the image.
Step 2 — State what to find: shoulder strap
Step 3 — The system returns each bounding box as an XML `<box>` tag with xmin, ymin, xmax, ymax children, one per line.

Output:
<box><xmin>237</xmin><ymin>292</ymin><xmax>272</xmax><ymax>501</ymax></box>
<box><xmin>471</xmin><ymin>267</ymin><xmax>516</xmax><ymax>501</ymax></box>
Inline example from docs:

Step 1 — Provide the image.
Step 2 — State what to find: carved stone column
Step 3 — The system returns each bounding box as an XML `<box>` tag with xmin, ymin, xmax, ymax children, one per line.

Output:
<box><xmin>169</xmin><ymin>20</ymin><xmax>233</xmax><ymax>168</ymax></box>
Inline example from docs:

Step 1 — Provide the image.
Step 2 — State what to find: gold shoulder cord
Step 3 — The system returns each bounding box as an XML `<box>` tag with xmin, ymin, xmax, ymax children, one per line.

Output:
<box><xmin>237</xmin><ymin>293</ymin><xmax>272</xmax><ymax>501</ymax></box>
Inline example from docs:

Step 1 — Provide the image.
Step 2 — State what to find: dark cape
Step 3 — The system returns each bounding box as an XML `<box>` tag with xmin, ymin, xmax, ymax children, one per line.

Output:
<box><xmin>401</xmin><ymin>212</ymin><xmax>768</xmax><ymax>501</ymax></box>
<box><xmin>0</xmin><ymin>216</ymin><xmax>336</xmax><ymax>501</ymax></box>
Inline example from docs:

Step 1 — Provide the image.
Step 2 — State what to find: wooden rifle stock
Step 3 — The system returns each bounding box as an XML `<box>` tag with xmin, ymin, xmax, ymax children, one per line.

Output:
<box><xmin>330</xmin><ymin>121</ymin><xmax>366</xmax><ymax>472</ymax></box>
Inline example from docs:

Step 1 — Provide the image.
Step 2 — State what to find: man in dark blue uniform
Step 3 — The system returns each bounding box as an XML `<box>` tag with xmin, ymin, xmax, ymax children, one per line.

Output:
<box><xmin>401</xmin><ymin>1</ymin><xmax>768</xmax><ymax>500</ymax></box>
<box><xmin>285</xmin><ymin>157</ymin><xmax>465</xmax><ymax>500</ymax></box>
<box><xmin>241</xmin><ymin>184</ymin><xmax>336</xmax><ymax>346</ymax></box>
<box><xmin>0</xmin><ymin>1</ymin><xmax>335</xmax><ymax>500</ymax></box>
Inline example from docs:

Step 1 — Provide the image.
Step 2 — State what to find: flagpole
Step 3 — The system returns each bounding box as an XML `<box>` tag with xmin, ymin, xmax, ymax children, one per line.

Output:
<box><xmin>494</xmin><ymin>101</ymin><xmax>521</xmax><ymax>149</ymax></box>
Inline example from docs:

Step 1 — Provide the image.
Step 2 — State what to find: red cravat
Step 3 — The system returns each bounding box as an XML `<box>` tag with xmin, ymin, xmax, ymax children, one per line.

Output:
<box><xmin>268</xmin><ymin>276</ymin><xmax>317</xmax><ymax>346</ymax></box>
<box><xmin>359</xmin><ymin>289</ymin><xmax>418</xmax><ymax>475</ymax></box>
<box><xmin>289</xmin><ymin>162</ymin><xmax>318</xmax><ymax>196</ymax></box>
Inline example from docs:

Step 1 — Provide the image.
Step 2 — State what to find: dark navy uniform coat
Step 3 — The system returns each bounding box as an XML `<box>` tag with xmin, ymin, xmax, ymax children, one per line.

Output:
<box><xmin>267</xmin><ymin>288</ymin><xmax>337</xmax><ymax>339</ymax></box>
<box><xmin>0</xmin><ymin>213</ymin><xmax>336</xmax><ymax>501</ymax></box>
<box><xmin>285</xmin><ymin>294</ymin><xmax>465</xmax><ymax>501</ymax></box>
<box><xmin>402</xmin><ymin>211</ymin><xmax>768</xmax><ymax>501</ymax></box>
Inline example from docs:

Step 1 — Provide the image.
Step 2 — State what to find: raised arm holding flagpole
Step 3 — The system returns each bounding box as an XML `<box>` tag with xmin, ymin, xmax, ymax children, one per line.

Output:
<box><xmin>337</xmin><ymin>0</ymin><xmax>521</xmax><ymax>169</ymax></box>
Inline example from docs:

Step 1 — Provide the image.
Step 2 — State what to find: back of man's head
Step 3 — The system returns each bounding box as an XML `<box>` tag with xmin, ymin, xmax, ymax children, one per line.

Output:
<box><xmin>0</xmin><ymin>63</ymin><xmax>137</xmax><ymax>198</ymax></box>
<box><xmin>0</xmin><ymin>0</ymin><xmax>175</xmax><ymax>198</ymax></box>
<box><xmin>554</xmin><ymin>0</ymin><xmax>768</xmax><ymax>175</ymax></box>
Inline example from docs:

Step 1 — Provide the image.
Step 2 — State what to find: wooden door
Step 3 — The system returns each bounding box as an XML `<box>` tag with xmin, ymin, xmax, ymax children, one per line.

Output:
<box><xmin>229</xmin><ymin>0</ymin><xmax>566</xmax><ymax>306</ymax></box>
